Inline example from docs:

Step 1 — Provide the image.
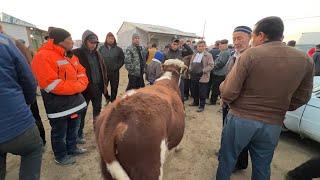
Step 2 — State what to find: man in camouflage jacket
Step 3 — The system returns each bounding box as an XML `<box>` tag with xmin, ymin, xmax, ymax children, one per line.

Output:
<box><xmin>124</xmin><ymin>33</ymin><xmax>146</xmax><ymax>91</ymax></box>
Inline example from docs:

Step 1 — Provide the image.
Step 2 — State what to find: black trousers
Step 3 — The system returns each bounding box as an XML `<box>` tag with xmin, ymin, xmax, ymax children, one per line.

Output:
<box><xmin>210</xmin><ymin>74</ymin><xmax>225</xmax><ymax>103</ymax></box>
<box><xmin>30</xmin><ymin>99</ymin><xmax>46</xmax><ymax>145</ymax></box>
<box><xmin>223</xmin><ymin>105</ymin><xmax>249</xmax><ymax>170</ymax></box>
<box><xmin>191</xmin><ymin>80</ymin><xmax>208</xmax><ymax>108</ymax></box>
<box><xmin>126</xmin><ymin>74</ymin><xmax>145</xmax><ymax>91</ymax></box>
<box><xmin>49</xmin><ymin>116</ymin><xmax>80</xmax><ymax>159</ymax></box>
<box><xmin>107</xmin><ymin>70</ymin><xmax>120</xmax><ymax>102</ymax></box>
<box><xmin>287</xmin><ymin>157</ymin><xmax>320</xmax><ymax>180</ymax></box>
<box><xmin>184</xmin><ymin>79</ymin><xmax>191</xmax><ymax>97</ymax></box>
<box><xmin>79</xmin><ymin>84</ymin><xmax>103</xmax><ymax>138</ymax></box>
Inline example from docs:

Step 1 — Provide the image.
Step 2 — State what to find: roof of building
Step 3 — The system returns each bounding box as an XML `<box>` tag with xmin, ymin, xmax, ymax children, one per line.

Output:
<box><xmin>118</xmin><ymin>21</ymin><xmax>201</xmax><ymax>38</ymax></box>
<box><xmin>0</xmin><ymin>12</ymin><xmax>36</xmax><ymax>28</ymax></box>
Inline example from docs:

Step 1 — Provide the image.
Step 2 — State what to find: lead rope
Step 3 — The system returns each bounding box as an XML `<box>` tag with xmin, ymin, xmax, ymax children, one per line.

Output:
<box><xmin>178</xmin><ymin>68</ymin><xmax>184</xmax><ymax>86</ymax></box>
<box><xmin>178</xmin><ymin>74</ymin><xmax>182</xmax><ymax>86</ymax></box>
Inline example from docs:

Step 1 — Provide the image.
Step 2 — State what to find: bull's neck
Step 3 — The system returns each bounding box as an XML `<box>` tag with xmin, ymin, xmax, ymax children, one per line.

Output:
<box><xmin>155</xmin><ymin>71</ymin><xmax>180</xmax><ymax>90</ymax></box>
<box><xmin>157</xmin><ymin>71</ymin><xmax>179</xmax><ymax>82</ymax></box>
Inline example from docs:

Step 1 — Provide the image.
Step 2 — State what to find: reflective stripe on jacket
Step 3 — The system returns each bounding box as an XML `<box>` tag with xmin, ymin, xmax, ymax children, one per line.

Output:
<box><xmin>32</xmin><ymin>40</ymin><xmax>89</xmax><ymax>119</ymax></box>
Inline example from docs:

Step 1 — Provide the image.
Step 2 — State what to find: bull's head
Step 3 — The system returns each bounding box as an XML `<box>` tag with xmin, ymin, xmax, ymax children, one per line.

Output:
<box><xmin>162</xmin><ymin>59</ymin><xmax>188</xmax><ymax>75</ymax></box>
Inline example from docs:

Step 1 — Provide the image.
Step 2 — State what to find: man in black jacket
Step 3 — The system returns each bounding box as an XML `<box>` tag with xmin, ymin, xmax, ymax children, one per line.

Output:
<box><xmin>165</xmin><ymin>35</ymin><xmax>193</xmax><ymax>60</ymax></box>
<box><xmin>99</xmin><ymin>32</ymin><xmax>124</xmax><ymax>102</ymax></box>
<box><xmin>73</xmin><ymin>30</ymin><xmax>108</xmax><ymax>144</ymax></box>
<box><xmin>208</xmin><ymin>40</ymin><xmax>221</xmax><ymax>99</ymax></box>
<box><xmin>165</xmin><ymin>35</ymin><xmax>193</xmax><ymax>102</ymax></box>
<box><xmin>210</xmin><ymin>39</ymin><xmax>231</xmax><ymax>104</ymax></box>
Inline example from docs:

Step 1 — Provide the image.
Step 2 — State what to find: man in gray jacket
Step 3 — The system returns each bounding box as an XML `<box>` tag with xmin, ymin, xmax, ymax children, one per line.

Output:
<box><xmin>210</xmin><ymin>39</ymin><xmax>231</xmax><ymax>105</ymax></box>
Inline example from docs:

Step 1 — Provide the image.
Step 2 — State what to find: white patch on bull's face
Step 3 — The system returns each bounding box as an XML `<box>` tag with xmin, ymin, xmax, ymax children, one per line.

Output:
<box><xmin>107</xmin><ymin>161</ymin><xmax>130</xmax><ymax>180</ymax></box>
<box><xmin>156</xmin><ymin>72</ymin><xmax>172</xmax><ymax>82</ymax></box>
<box><xmin>159</xmin><ymin>139</ymin><xmax>168</xmax><ymax>180</ymax></box>
<box><xmin>122</xmin><ymin>89</ymin><xmax>137</xmax><ymax>99</ymax></box>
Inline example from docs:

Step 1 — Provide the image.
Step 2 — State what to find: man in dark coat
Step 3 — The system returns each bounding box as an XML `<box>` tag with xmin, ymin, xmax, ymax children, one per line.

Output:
<box><xmin>99</xmin><ymin>32</ymin><xmax>124</xmax><ymax>102</ymax></box>
<box><xmin>164</xmin><ymin>35</ymin><xmax>193</xmax><ymax>102</ymax></box>
<box><xmin>164</xmin><ymin>35</ymin><xmax>193</xmax><ymax>60</ymax></box>
<box><xmin>207</xmin><ymin>40</ymin><xmax>221</xmax><ymax>98</ymax></box>
<box><xmin>210</xmin><ymin>39</ymin><xmax>231</xmax><ymax>105</ymax></box>
<box><xmin>73</xmin><ymin>30</ymin><xmax>108</xmax><ymax>144</ymax></box>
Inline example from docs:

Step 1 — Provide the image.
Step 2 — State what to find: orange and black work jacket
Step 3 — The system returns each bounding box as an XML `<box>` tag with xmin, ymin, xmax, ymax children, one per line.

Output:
<box><xmin>31</xmin><ymin>40</ymin><xmax>89</xmax><ymax>119</ymax></box>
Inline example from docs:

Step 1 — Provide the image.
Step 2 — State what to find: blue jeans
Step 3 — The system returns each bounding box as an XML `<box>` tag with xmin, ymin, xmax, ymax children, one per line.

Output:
<box><xmin>0</xmin><ymin>124</ymin><xmax>43</xmax><ymax>180</ymax></box>
<box><xmin>216</xmin><ymin>113</ymin><xmax>282</xmax><ymax>180</ymax></box>
<box><xmin>49</xmin><ymin>115</ymin><xmax>80</xmax><ymax>160</ymax></box>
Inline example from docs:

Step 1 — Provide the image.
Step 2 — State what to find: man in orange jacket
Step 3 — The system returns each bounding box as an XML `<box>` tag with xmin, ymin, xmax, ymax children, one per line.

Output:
<box><xmin>32</xmin><ymin>28</ymin><xmax>89</xmax><ymax>166</ymax></box>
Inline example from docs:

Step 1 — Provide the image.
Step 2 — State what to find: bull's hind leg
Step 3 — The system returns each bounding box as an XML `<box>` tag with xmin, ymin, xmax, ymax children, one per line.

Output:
<box><xmin>100</xmin><ymin>158</ymin><xmax>113</xmax><ymax>180</ymax></box>
<box><xmin>106</xmin><ymin>161</ymin><xmax>130</xmax><ymax>180</ymax></box>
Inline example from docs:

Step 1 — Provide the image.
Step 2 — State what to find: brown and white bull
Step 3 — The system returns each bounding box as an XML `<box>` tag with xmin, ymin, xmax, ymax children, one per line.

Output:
<box><xmin>95</xmin><ymin>59</ymin><xmax>187</xmax><ymax>180</ymax></box>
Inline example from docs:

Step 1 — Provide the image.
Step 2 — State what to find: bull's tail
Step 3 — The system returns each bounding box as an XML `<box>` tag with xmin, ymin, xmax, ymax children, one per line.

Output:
<box><xmin>96</xmin><ymin>104</ymin><xmax>130</xmax><ymax>180</ymax></box>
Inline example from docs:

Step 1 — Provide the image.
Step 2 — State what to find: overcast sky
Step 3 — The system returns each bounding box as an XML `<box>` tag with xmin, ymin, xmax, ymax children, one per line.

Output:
<box><xmin>2</xmin><ymin>0</ymin><xmax>320</xmax><ymax>45</ymax></box>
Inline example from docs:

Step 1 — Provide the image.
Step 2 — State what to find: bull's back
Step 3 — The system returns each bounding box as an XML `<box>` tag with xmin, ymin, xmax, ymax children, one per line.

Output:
<box><xmin>97</xmin><ymin>86</ymin><xmax>185</xmax><ymax>179</ymax></box>
<box><xmin>109</xmin><ymin>92</ymin><xmax>171</xmax><ymax>179</ymax></box>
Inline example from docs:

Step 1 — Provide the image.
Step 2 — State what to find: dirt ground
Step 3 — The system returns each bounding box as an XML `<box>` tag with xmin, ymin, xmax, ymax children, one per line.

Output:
<box><xmin>5</xmin><ymin>68</ymin><xmax>320</xmax><ymax>180</ymax></box>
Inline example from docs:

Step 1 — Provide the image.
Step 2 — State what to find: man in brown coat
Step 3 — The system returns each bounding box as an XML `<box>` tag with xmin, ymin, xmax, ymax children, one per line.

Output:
<box><xmin>189</xmin><ymin>40</ymin><xmax>214</xmax><ymax>112</ymax></box>
<box><xmin>216</xmin><ymin>17</ymin><xmax>314</xmax><ymax>180</ymax></box>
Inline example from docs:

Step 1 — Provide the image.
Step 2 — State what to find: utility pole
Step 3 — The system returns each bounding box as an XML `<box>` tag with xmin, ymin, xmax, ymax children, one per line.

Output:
<box><xmin>202</xmin><ymin>20</ymin><xmax>206</xmax><ymax>40</ymax></box>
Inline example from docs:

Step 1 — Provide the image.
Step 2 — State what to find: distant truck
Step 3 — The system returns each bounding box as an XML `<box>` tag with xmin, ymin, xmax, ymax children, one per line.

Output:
<box><xmin>296</xmin><ymin>32</ymin><xmax>320</xmax><ymax>53</ymax></box>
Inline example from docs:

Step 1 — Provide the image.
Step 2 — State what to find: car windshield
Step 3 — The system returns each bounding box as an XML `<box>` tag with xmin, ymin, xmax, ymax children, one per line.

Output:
<box><xmin>313</xmin><ymin>76</ymin><xmax>320</xmax><ymax>93</ymax></box>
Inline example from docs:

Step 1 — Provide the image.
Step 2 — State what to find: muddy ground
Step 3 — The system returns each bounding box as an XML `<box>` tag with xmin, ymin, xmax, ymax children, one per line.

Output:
<box><xmin>5</xmin><ymin>68</ymin><xmax>320</xmax><ymax>180</ymax></box>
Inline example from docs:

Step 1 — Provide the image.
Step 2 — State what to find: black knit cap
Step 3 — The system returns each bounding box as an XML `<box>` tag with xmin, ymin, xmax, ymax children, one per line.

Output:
<box><xmin>49</xmin><ymin>28</ymin><xmax>71</xmax><ymax>44</ymax></box>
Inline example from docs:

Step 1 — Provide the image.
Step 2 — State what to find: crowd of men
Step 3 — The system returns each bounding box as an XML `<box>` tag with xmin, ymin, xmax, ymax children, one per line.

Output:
<box><xmin>0</xmin><ymin>16</ymin><xmax>320</xmax><ymax>180</ymax></box>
